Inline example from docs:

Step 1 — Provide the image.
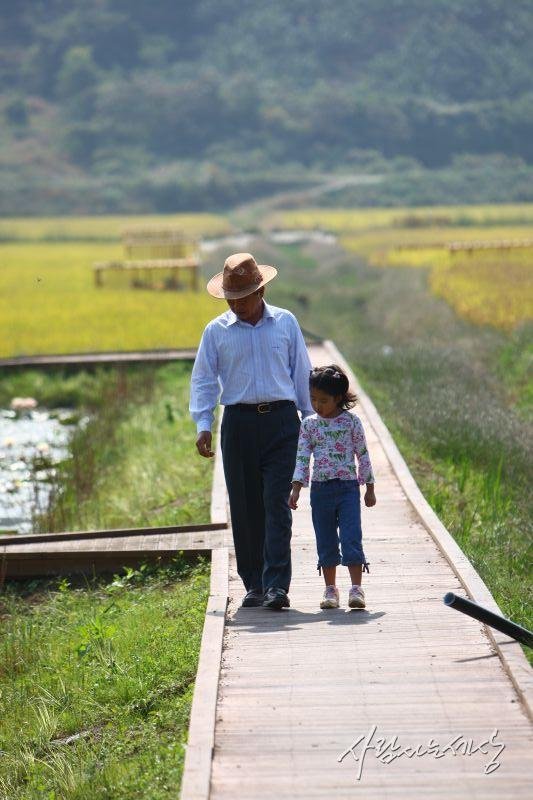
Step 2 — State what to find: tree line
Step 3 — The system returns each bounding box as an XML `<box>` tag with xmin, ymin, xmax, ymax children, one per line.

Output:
<box><xmin>2</xmin><ymin>0</ymin><xmax>532</xmax><ymax>212</ymax></box>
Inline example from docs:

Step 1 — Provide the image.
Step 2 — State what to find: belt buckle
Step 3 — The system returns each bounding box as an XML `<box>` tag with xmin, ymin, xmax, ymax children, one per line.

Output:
<box><xmin>257</xmin><ymin>402</ymin><xmax>271</xmax><ymax>414</ymax></box>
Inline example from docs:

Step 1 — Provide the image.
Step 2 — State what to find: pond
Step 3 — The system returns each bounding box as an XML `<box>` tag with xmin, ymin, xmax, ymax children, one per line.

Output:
<box><xmin>0</xmin><ymin>406</ymin><xmax>84</xmax><ymax>535</ymax></box>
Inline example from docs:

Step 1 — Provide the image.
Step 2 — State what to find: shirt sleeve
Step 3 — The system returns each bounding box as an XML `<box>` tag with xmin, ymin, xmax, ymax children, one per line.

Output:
<box><xmin>189</xmin><ymin>325</ymin><xmax>220</xmax><ymax>434</ymax></box>
<box><xmin>351</xmin><ymin>415</ymin><xmax>375</xmax><ymax>485</ymax></box>
<box><xmin>292</xmin><ymin>417</ymin><xmax>313</xmax><ymax>486</ymax></box>
<box><xmin>287</xmin><ymin>313</ymin><xmax>314</xmax><ymax>418</ymax></box>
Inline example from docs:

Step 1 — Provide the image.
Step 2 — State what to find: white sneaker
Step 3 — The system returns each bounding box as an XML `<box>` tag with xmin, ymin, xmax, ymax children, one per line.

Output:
<box><xmin>348</xmin><ymin>585</ymin><xmax>365</xmax><ymax>609</ymax></box>
<box><xmin>320</xmin><ymin>585</ymin><xmax>340</xmax><ymax>609</ymax></box>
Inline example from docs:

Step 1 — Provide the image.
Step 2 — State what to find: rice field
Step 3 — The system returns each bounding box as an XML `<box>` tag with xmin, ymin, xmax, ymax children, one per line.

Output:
<box><xmin>0</xmin><ymin>213</ymin><xmax>232</xmax><ymax>242</ymax></box>
<box><xmin>430</xmin><ymin>252</ymin><xmax>533</xmax><ymax>331</ymax></box>
<box><xmin>2</xmin><ymin>206</ymin><xmax>532</xmax><ymax>356</ymax></box>
<box><xmin>270</xmin><ymin>206</ymin><xmax>533</xmax><ymax>332</ymax></box>
<box><xmin>0</xmin><ymin>213</ymin><xmax>232</xmax><ymax>357</ymax></box>
<box><xmin>269</xmin><ymin>203</ymin><xmax>533</xmax><ymax>233</ymax></box>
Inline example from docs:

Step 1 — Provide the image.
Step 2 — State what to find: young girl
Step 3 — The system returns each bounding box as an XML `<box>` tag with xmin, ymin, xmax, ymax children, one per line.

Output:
<box><xmin>289</xmin><ymin>365</ymin><xmax>376</xmax><ymax>609</ymax></box>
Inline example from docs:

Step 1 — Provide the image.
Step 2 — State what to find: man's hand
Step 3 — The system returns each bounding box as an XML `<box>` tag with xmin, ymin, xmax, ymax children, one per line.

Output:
<box><xmin>196</xmin><ymin>430</ymin><xmax>215</xmax><ymax>458</ymax></box>
<box><xmin>364</xmin><ymin>484</ymin><xmax>376</xmax><ymax>507</ymax></box>
<box><xmin>289</xmin><ymin>482</ymin><xmax>302</xmax><ymax>510</ymax></box>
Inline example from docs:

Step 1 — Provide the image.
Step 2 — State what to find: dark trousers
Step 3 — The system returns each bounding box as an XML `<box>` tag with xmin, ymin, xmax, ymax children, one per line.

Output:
<box><xmin>220</xmin><ymin>403</ymin><xmax>300</xmax><ymax>593</ymax></box>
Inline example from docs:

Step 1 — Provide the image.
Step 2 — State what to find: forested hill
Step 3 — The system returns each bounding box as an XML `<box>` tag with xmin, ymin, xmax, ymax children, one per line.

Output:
<box><xmin>2</xmin><ymin>0</ymin><xmax>533</xmax><ymax>214</ymax></box>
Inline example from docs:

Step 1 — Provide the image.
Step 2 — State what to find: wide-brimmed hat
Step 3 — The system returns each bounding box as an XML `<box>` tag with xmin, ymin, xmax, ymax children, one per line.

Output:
<box><xmin>206</xmin><ymin>252</ymin><xmax>277</xmax><ymax>299</ymax></box>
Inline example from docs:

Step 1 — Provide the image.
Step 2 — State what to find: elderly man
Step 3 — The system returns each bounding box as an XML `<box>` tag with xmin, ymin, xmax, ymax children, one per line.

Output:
<box><xmin>190</xmin><ymin>252</ymin><xmax>313</xmax><ymax>609</ymax></box>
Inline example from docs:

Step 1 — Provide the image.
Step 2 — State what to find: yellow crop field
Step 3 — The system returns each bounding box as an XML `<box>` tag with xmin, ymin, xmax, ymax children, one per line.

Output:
<box><xmin>269</xmin><ymin>204</ymin><xmax>533</xmax><ymax>234</ymax></box>
<box><xmin>273</xmin><ymin>206</ymin><xmax>533</xmax><ymax>332</ymax></box>
<box><xmin>430</xmin><ymin>252</ymin><xmax>533</xmax><ymax>331</ymax></box>
<box><xmin>0</xmin><ymin>242</ymin><xmax>221</xmax><ymax>356</ymax></box>
<box><xmin>339</xmin><ymin>224</ymin><xmax>533</xmax><ymax>263</ymax></box>
<box><xmin>0</xmin><ymin>213</ymin><xmax>232</xmax><ymax>242</ymax></box>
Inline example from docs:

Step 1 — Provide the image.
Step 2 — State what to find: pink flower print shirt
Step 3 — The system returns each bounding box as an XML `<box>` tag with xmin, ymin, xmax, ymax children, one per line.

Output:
<box><xmin>292</xmin><ymin>410</ymin><xmax>375</xmax><ymax>487</ymax></box>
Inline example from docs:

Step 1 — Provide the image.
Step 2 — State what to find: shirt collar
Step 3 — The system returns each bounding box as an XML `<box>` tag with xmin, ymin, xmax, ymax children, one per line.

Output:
<box><xmin>226</xmin><ymin>301</ymin><xmax>275</xmax><ymax>327</ymax></box>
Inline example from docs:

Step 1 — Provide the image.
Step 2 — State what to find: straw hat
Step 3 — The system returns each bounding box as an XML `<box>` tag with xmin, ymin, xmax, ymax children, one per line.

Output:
<box><xmin>206</xmin><ymin>252</ymin><xmax>277</xmax><ymax>299</ymax></box>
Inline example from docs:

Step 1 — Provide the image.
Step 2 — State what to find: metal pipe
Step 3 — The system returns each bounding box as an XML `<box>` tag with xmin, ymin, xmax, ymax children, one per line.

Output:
<box><xmin>443</xmin><ymin>592</ymin><xmax>533</xmax><ymax>648</ymax></box>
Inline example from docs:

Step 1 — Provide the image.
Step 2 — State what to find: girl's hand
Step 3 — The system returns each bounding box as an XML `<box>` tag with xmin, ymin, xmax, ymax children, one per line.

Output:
<box><xmin>364</xmin><ymin>485</ymin><xmax>376</xmax><ymax>507</ymax></box>
<box><xmin>289</xmin><ymin>486</ymin><xmax>301</xmax><ymax>510</ymax></box>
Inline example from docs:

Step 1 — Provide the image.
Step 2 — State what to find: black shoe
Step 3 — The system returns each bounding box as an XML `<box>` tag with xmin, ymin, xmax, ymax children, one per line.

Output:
<box><xmin>241</xmin><ymin>588</ymin><xmax>264</xmax><ymax>607</ymax></box>
<box><xmin>262</xmin><ymin>587</ymin><xmax>290</xmax><ymax>609</ymax></box>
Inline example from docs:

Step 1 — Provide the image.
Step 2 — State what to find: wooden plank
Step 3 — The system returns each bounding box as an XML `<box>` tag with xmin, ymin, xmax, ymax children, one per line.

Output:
<box><xmin>180</xmin><ymin>550</ymin><xmax>229</xmax><ymax>800</ymax></box>
<box><xmin>0</xmin><ymin>348</ymin><xmax>198</xmax><ymax>370</ymax></box>
<box><xmin>93</xmin><ymin>258</ymin><xmax>199</xmax><ymax>270</ymax></box>
<box><xmin>0</xmin><ymin>521</ymin><xmax>227</xmax><ymax>547</ymax></box>
<box><xmin>1</xmin><ymin>550</ymin><xmax>207</xmax><ymax>578</ymax></box>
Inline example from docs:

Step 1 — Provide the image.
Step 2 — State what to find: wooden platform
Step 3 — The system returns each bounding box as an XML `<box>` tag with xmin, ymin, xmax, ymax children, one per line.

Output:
<box><xmin>0</xmin><ymin>348</ymin><xmax>198</xmax><ymax>369</ymax></box>
<box><xmin>0</xmin><ymin>523</ymin><xmax>227</xmax><ymax>578</ymax></box>
<box><xmin>181</xmin><ymin>341</ymin><xmax>533</xmax><ymax>799</ymax></box>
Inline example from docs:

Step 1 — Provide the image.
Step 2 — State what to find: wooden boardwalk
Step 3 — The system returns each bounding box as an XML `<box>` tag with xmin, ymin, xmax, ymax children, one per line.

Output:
<box><xmin>181</xmin><ymin>341</ymin><xmax>533</xmax><ymax>799</ymax></box>
<box><xmin>1</xmin><ymin>340</ymin><xmax>531</xmax><ymax>795</ymax></box>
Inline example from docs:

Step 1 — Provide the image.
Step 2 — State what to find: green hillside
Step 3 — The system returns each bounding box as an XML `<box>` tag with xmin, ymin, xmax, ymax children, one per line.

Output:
<box><xmin>2</xmin><ymin>0</ymin><xmax>533</xmax><ymax>213</ymax></box>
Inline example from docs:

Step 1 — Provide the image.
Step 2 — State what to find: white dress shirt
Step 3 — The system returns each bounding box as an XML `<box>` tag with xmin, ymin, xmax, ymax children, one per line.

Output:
<box><xmin>189</xmin><ymin>302</ymin><xmax>314</xmax><ymax>433</ymax></box>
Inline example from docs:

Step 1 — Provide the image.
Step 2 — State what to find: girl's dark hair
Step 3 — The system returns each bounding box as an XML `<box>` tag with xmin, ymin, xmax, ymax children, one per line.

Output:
<box><xmin>309</xmin><ymin>364</ymin><xmax>357</xmax><ymax>409</ymax></box>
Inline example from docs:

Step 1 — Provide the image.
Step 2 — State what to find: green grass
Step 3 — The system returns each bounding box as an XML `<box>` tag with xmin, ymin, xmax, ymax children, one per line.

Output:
<box><xmin>0</xmin><ymin>559</ymin><xmax>209</xmax><ymax>799</ymax></box>
<box><xmin>0</xmin><ymin>361</ymin><xmax>213</xmax><ymax>797</ymax></box>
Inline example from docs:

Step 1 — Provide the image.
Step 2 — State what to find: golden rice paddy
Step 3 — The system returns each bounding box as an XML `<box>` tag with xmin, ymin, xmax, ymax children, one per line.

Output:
<box><xmin>271</xmin><ymin>206</ymin><xmax>533</xmax><ymax>332</ymax></box>
<box><xmin>0</xmin><ymin>212</ymin><xmax>230</xmax><ymax>357</ymax></box>
<box><xmin>0</xmin><ymin>213</ymin><xmax>232</xmax><ymax>242</ymax></box>
<box><xmin>2</xmin><ymin>206</ymin><xmax>532</xmax><ymax>357</ymax></box>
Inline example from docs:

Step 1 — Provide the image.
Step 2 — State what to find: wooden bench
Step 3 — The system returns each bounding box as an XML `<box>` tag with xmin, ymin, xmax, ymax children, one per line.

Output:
<box><xmin>93</xmin><ymin>228</ymin><xmax>201</xmax><ymax>290</ymax></box>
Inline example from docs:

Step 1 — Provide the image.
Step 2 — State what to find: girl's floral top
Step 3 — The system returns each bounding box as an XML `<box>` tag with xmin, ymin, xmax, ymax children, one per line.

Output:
<box><xmin>292</xmin><ymin>410</ymin><xmax>375</xmax><ymax>487</ymax></box>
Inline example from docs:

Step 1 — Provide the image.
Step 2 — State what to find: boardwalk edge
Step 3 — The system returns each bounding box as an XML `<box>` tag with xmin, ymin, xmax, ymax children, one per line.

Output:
<box><xmin>180</xmin><ymin>408</ymin><xmax>229</xmax><ymax>800</ymax></box>
<box><xmin>323</xmin><ymin>339</ymin><xmax>533</xmax><ymax>722</ymax></box>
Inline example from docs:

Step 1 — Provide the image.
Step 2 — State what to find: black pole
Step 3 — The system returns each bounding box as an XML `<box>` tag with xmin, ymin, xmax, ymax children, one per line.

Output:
<box><xmin>443</xmin><ymin>592</ymin><xmax>533</xmax><ymax>648</ymax></box>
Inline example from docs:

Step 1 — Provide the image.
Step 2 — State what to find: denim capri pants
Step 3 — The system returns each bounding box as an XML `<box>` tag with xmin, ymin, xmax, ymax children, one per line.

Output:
<box><xmin>310</xmin><ymin>478</ymin><xmax>370</xmax><ymax>575</ymax></box>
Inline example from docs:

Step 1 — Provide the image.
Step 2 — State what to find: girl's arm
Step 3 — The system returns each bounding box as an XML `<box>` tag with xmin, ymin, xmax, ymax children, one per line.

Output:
<box><xmin>351</xmin><ymin>415</ymin><xmax>376</xmax><ymax>506</ymax></box>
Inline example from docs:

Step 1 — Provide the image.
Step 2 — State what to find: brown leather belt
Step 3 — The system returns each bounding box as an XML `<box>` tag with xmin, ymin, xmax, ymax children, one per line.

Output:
<box><xmin>229</xmin><ymin>400</ymin><xmax>295</xmax><ymax>414</ymax></box>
